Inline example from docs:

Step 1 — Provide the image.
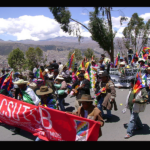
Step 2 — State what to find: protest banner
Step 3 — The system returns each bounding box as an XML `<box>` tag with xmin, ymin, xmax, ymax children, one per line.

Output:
<box><xmin>0</xmin><ymin>94</ymin><xmax>101</xmax><ymax>141</ymax></box>
<box><xmin>109</xmin><ymin>68</ymin><xmax>146</xmax><ymax>87</ymax></box>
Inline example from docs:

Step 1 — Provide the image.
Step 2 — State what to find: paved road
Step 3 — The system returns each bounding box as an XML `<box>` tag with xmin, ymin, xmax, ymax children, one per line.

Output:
<box><xmin>0</xmin><ymin>87</ymin><xmax>150</xmax><ymax>141</ymax></box>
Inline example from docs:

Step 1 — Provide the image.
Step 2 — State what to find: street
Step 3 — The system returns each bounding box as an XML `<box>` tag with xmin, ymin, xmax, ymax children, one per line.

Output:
<box><xmin>0</xmin><ymin>87</ymin><xmax>150</xmax><ymax>141</ymax></box>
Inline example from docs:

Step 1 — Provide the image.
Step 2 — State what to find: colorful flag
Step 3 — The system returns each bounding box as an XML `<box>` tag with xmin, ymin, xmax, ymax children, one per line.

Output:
<box><xmin>95</xmin><ymin>87</ymin><xmax>106</xmax><ymax>97</ymax></box>
<box><xmin>135</xmin><ymin>50</ymin><xmax>138</xmax><ymax>58</ymax></box>
<box><xmin>0</xmin><ymin>74</ymin><xmax>8</xmax><ymax>88</ymax></box>
<box><xmin>84</xmin><ymin>71</ymin><xmax>90</xmax><ymax>81</ymax></box>
<box><xmin>1</xmin><ymin>71</ymin><xmax>14</xmax><ymax>92</ymax></box>
<box><xmin>68</xmin><ymin>52</ymin><xmax>75</xmax><ymax>71</ymax></box>
<box><xmin>114</xmin><ymin>52</ymin><xmax>120</xmax><ymax>66</ymax></box>
<box><xmin>78</xmin><ymin>59</ymin><xmax>85</xmax><ymax>71</ymax></box>
<box><xmin>133</xmin><ymin>69</ymin><xmax>145</xmax><ymax>94</ymax></box>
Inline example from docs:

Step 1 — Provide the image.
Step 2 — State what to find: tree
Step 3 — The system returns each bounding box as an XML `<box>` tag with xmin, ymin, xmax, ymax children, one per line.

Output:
<box><xmin>25</xmin><ymin>47</ymin><xmax>46</xmax><ymax>71</ymax></box>
<box><xmin>7</xmin><ymin>48</ymin><xmax>25</xmax><ymax>72</ymax></box>
<box><xmin>49</xmin><ymin>7</ymin><xmax>127</xmax><ymax>62</ymax></box>
<box><xmin>67</xmin><ymin>49</ymin><xmax>83</xmax><ymax>62</ymax></box>
<box><xmin>122</xmin><ymin>13</ymin><xmax>150</xmax><ymax>54</ymax></box>
<box><xmin>83</xmin><ymin>48</ymin><xmax>99</xmax><ymax>62</ymax></box>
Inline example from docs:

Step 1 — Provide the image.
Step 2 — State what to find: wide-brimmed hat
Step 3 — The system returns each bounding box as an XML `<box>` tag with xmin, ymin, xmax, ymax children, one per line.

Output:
<box><xmin>129</xmin><ymin>48</ymin><xmax>132</xmax><ymax>50</ymax></box>
<box><xmin>47</xmin><ymin>66</ymin><xmax>54</xmax><ymax>70</ymax></box>
<box><xmin>56</xmin><ymin>75</ymin><xmax>64</xmax><ymax>80</ymax></box>
<box><xmin>138</xmin><ymin>58</ymin><xmax>145</xmax><ymax>62</ymax></box>
<box><xmin>13</xmin><ymin>79</ymin><xmax>28</xmax><ymax>85</ymax></box>
<box><xmin>119</xmin><ymin>62</ymin><xmax>125</xmax><ymax>65</ymax></box>
<box><xmin>28</xmin><ymin>82</ymin><xmax>37</xmax><ymax>90</ymax></box>
<box><xmin>36</xmin><ymin>86</ymin><xmax>53</xmax><ymax>95</ymax></box>
<box><xmin>77</xmin><ymin>94</ymin><xmax>94</xmax><ymax>102</ymax></box>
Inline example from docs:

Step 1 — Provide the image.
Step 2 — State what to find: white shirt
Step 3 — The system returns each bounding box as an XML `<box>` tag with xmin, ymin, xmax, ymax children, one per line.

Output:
<box><xmin>25</xmin><ymin>87</ymin><xmax>40</xmax><ymax>106</ymax></box>
<box><xmin>33</xmin><ymin>67</ymin><xmax>37</xmax><ymax>74</ymax></box>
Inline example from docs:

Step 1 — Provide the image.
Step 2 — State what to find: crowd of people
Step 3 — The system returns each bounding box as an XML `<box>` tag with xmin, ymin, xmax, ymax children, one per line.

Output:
<box><xmin>0</xmin><ymin>47</ymin><xmax>150</xmax><ymax>141</ymax></box>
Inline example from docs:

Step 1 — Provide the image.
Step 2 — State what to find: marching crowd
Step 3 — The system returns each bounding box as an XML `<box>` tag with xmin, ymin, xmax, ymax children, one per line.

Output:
<box><xmin>0</xmin><ymin>47</ymin><xmax>150</xmax><ymax>141</ymax></box>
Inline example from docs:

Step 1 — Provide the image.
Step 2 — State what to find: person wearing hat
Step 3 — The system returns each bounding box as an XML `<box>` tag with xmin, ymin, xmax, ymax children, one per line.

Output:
<box><xmin>124</xmin><ymin>78</ymin><xmax>148</xmax><ymax>139</ymax></box>
<box><xmin>72</xmin><ymin>67</ymin><xmax>78</xmax><ymax>84</ymax></box>
<box><xmin>33</xmin><ymin>64</ymin><xmax>39</xmax><ymax>75</ymax></box>
<box><xmin>72</xmin><ymin>73</ymin><xmax>91</xmax><ymax>111</ymax></box>
<box><xmin>118</xmin><ymin>62</ymin><xmax>126</xmax><ymax>78</ymax></box>
<box><xmin>54</xmin><ymin>75</ymin><xmax>67</xmax><ymax>111</ymax></box>
<box><xmin>95</xmin><ymin>71</ymin><xmax>117</xmax><ymax>120</ymax></box>
<box><xmin>13</xmin><ymin>72</ymin><xmax>21</xmax><ymax>99</ymax></box>
<box><xmin>51</xmin><ymin>60</ymin><xmax>59</xmax><ymax>70</ymax></box>
<box><xmin>131</xmin><ymin>56</ymin><xmax>139</xmax><ymax>67</ymax></box>
<box><xmin>53</xmin><ymin>69</ymin><xmax>59</xmax><ymax>80</ymax></box>
<box><xmin>61</xmin><ymin>65</ymin><xmax>70</xmax><ymax>83</ymax></box>
<box><xmin>58</xmin><ymin>62</ymin><xmax>63</xmax><ymax>73</ymax></box>
<box><xmin>143</xmin><ymin>67</ymin><xmax>150</xmax><ymax>104</ymax></box>
<box><xmin>138</xmin><ymin>58</ymin><xmax>147</xmax><ymax>68</ymax></box>
<box><xmin>5</xmin><ymin>68</ymin><xmax>10</xmax><ymax>74</ymax></box>
<box><xmin>12</xmin><ymin>79</ymin><xmax>40</xmax><ymax>134</ymax></box>
<box><xmin>91</xmin><ymin>60</ymin><xmax>98</xmax><ymax>67</ymax></box>
<box><xmin>34</xmin><ymin>85</ymin><xmax>57</xmax><ymax>141</ymax></box>
<box><xmin>67</xmin><ymin>94</ymin><xmax>104</xmax><ymax>138</ymax></box>
<box><xmin>127</xmin><ymin>48</ymin><xmax>133</xmax><ymax>64</ymax></box>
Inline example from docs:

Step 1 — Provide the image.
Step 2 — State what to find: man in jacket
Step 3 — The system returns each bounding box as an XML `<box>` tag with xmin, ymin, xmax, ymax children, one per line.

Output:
<box><xmin>72</xmin><ymin>73</ymin><xmax>91</xmax><ymax>111</ymax></box>
<box><xmin>95</xmin><ymin>71</ymin><xmax>117</xmax><ymax>120</ymax></box>
<box><xmin>124</xmin><ymin>78</ymin><xmax>148</xmax><ymax>139</ymax></box>
<box><xmin>52</xmin><ymin>60</ymin><xmax>59</xmax><ymax>70</ymax></box>
<box><xmin>67</xmin><ymin>94</ymin><xmax>104</xmax><ymax>139</ymax></box>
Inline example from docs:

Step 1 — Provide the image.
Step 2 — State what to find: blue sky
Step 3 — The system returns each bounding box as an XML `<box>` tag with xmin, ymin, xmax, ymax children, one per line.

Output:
<box><xmin>0</xmin><ymin>7</ymin><xmax>150</xmax><ymax>41</ymax></box>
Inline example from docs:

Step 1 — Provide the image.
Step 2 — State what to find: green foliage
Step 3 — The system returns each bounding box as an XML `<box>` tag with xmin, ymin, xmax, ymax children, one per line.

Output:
<box><xmin>67</xmin><ymin>49</ymin><xmax>83</xmax><ymax>62</ymax></box>
<box><xmin>7</xmin><ymin>48</ymin><xmax>25</xmax><ymax>72</ymax></box>
<box><xmin>83</xmin><ymin>48</ymin><xmax>94</xmax><ymax>60</ymax></box>
<box><xmin>25</xmin><ymin>47</ymin><xmax>46</xmax><ymax>71</ymax></box>
<box><xmin>123</xmin><ymin>13</ymin><xmax>150</xmax><ymax>53</ymax></box>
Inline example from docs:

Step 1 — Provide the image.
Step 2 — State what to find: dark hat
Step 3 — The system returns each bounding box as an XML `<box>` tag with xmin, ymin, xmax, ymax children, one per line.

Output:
<box><xmin>54</xmin><ymin>69</ymin><xmax>59</xmax><ymax>73</ymax></box>
<box><xmin>6</xmin><ymin>68</ymin><xmax>10</xmax><ymax>71</ymax></box>
<box><xmin>101</xmin><ymin>71</ymin><xmax>109</xmax><ymax>77</ymax></box>
<box><xmin>53</xmin><ymin>60</ymin><xmax>56</xmax><ymax>62</ymax></box>
<box><xmin>101</xmin><ymin>54</ymin><xmax>105</xmax><ymax>57</ymax></box>
<box><xmin>29</xmin><ymin>72</ymin><xmax>34</xmax><ymax>76</ymax></box>
<box><xmin>78</xmin><ymin>73</ymin><xmax>84</xmax><ymax>78</ymax></box>
<box><xmin>100</xmin><ymin>64</ymin><xmax>105</xmax><ymax>69</ymax></box>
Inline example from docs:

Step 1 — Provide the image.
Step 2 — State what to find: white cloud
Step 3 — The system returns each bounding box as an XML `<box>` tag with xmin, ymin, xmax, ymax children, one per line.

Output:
<box><xmin>83</xmin><ymin>20</ymin><xmax>89</xmax><ymax>25</ymax></box>
<box><xmin>140</xmin><ymin>13</ymin><xmax>150</xmax><ymax>21</ymax></box>
<box><xmin>112</xmin><ymin>16</ymin><xmax>130</xmax><ymax>29</ymax></box>
<box><xmin>81</xmin><ymin>13</ymin><xmax>88</xmax><ymax>15</ymax></box>
<box><xmin>0</xmin><ymin>15</ymin><xmax>83</xmax><ymax>41</ymax></box>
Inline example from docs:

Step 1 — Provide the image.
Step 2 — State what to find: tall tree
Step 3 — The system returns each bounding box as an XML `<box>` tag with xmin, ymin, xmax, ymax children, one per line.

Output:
<box><xmin>49</xmin><ymin>7</ymin><xmax>127</xmax><ymax>62</ymax></box>
<box><xmin>122</xmin><ymin>13</ymin><xmax>150</xmax><ymax>54</ymax></box>
<box><xmin>25</xmin><ymin>47</ymin><xmax>46</xmax><ymax>71</ymax></box>
<box><xmin>7</xmin><ymin>48</ymin><xmax>25</xmax><ymax>72</ymax></box>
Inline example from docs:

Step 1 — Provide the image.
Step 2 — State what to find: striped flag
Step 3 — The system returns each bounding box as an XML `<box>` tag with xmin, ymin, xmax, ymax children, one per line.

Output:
<box><xmin>1</xmin><ymin>70</ymin><xmax>14</xmax><ymax>92</ymax></box>
<box><xmin>68</xmin><ymin>52</ymin><xmax>75</xmax><ymax>71</ymax></box>
<box><xmin>133</xmin><ymin>69</ymin><xmax>145</xmax><ymax>94</ymax></box>
<box><xmin>95</xmin><ymin>87</ymin><xmax>106</xmax><ymax>97</ymax></box>
<box><xmin>0</xmin><ymin>74</ymin><xmax>8</xmax><ymax>88</ymax></box>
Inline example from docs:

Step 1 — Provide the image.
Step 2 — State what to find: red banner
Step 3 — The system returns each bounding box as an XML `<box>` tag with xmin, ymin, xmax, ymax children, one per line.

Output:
<box><xmin>0</xmin><ymin>94</ymin><xmax>101</xmax><ymax>141</ymax></box>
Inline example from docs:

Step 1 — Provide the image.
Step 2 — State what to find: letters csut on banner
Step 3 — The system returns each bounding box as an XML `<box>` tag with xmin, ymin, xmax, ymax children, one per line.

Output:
<box><xmin>0</xmin><ymin>97</ymin><xmax>41</xmax><ymax>124</ymax></box>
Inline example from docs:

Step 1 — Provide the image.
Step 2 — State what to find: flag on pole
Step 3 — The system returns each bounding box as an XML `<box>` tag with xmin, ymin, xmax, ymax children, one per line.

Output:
<box><xmin>68</xmin><ymin>52</ymin><xmax>75</xmax><ymax>71</ymax></box>
<box><xmin>95</xmin><ymin>87</ymin><xmax>106</xmax><ymax>97</ymax></box>
<box><xmin>0</xmin><ymin>74</ymin><xmax>8</xmax><ymax>88</ymax></box>
<box><xmin>133</xmin><ymin>69</ymin><xmax>145</xmax><ymax>94</ymax></box>
<box><xmin>114</xmin><ymin>52</ymin><xmax>120</xmax><ymax>66</ymax></box>
<box><xmin>1</xmin><ymin>70</ymin><xmax>14</xmax><ymax>92</ymax></box>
